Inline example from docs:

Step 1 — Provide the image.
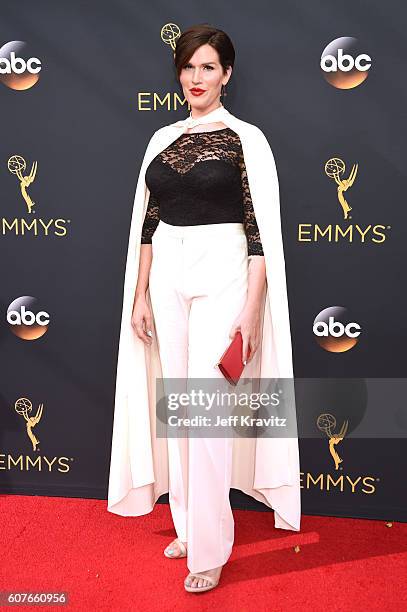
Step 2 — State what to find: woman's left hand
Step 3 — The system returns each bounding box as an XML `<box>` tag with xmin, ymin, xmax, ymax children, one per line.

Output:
<box><xmin>229</xmin><ymin>303</ymin><xmax>261</xmax><ymax>364</ymax></box>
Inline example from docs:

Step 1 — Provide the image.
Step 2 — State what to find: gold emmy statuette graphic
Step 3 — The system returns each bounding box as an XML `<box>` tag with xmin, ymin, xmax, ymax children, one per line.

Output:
<box><xmin>325</xmin><ymin>157</ymin><xmax>358</xmax><ymax>220</ymax></box>
<box><xmin>317</xmin><ymin>413</ymin><xmax>349</xmax><ymax>470</ymax></box>
<box><xmin>161</xmin><ymin>23</ymin><xmax>181</xmax><ymax>53</ymax></box>
<box><xmin>7</xmin><ymin>155</ymin><xmax>38</xmax><ymax>214</ymax></box>
<box><xmin>15</xmin><ymin>397</ymin><xmax>43</xmax><ymax>452</ymax></box>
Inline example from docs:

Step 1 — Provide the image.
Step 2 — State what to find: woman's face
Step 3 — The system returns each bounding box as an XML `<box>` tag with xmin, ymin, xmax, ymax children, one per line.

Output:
<box><xmin>179</xmin><ymin>43</ymin><xmax>232</xmax><ymax>113</ymax></box>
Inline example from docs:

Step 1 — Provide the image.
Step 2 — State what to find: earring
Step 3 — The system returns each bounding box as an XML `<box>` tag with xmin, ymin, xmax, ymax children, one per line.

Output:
<box><xmin>220</xmin><ymin>84</ymin><xmax>227</xmax><ymax>107</ymax></box>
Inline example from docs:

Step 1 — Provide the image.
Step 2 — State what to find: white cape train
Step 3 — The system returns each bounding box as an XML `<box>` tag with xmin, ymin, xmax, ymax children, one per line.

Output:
<box><xmin>107</xmin><ymin>105</ymin><xmax>301</xmax><ymax>532</ymax></box>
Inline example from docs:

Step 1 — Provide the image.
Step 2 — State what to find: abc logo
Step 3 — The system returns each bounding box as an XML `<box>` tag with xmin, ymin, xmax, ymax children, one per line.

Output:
<box><xmin>313</xmin><ymin>306</ymin><xmax>361</xmax><ymax>352</ymax></box>
<box><xmin>320</xmin><ymin>37</ymin><xmax>371</xmax><ymax>89</ymax></box>
<box><xmin>0</xmin><ymin>41</ymin><xmax>42</xmax><ymax>91</ymax></box>
<box><xmin>7</xmin><ymin>296</ymin><xmax>50</xmax><ymax>340</ymax></box>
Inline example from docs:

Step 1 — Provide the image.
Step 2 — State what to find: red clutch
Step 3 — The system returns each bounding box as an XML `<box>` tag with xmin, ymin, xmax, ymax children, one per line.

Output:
<box><xmin>215</xmin><ymin>331</ymin><xmax>251</xmax><ymax>386</ymax></box>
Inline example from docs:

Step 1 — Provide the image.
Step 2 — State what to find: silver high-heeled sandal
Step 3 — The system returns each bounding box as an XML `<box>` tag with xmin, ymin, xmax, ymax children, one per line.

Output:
<box><xmin>184</xmin><ymin>571</ymin><xmax>221</xmax><ymax>593</ymax></box>
<box><xmin>163</xmin><ymin>538</ymin><xmax>187</xmax><ymax>558</ymax></box>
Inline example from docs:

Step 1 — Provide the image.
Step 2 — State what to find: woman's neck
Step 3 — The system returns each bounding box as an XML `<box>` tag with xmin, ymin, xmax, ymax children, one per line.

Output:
<box><xmin>189</xmin><ymin>102</ymin><xmax>224</xmax><ymax>121</ymax></box>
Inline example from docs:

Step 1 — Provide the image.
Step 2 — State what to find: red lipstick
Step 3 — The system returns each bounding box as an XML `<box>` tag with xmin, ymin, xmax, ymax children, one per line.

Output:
<box><xmin>190</xmin><ymin>88</ymin><xmax>206</xmax><ymax>96</ymax></box>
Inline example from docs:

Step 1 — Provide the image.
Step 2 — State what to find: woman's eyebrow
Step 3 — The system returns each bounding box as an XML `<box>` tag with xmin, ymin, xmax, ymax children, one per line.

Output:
<box><xmin>187</xmin><ymin>61</ymin><xmax>217</xmax><ymax>65</ymax></box>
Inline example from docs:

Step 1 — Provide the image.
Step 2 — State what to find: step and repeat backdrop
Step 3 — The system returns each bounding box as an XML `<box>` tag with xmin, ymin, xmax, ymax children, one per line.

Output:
<box><xmin>0</xmin><ymin>1</ymin><xmax>406</xmax><ymax>522</ymax></box>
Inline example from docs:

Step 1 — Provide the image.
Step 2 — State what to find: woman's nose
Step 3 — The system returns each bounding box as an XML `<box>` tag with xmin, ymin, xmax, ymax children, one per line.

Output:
<box><xmin>192</xmin><ymin>68</ymin><xmax>202</xmax><ymax>83</ymax></box>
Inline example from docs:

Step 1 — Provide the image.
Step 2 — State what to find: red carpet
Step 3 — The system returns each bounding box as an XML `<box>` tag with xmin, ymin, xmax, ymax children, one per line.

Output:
<box><xmin>0</xmin><ymin>495</ymin><xmax>406</xmax><ymax>611</ymax></box>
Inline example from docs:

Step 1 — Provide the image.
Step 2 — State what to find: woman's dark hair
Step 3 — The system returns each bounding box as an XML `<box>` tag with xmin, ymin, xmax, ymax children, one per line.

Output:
<box><xmin>174</xmin><ymin>24</ymin><xmax>235</xmax><ymax>81</ymax></box>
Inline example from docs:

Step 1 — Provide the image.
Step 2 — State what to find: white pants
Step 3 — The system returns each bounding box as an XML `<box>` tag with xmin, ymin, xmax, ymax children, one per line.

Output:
<box><xmin>149</xmin><ymin>219</ymin><xmax>249</xmax><ymax>573</ymax></box>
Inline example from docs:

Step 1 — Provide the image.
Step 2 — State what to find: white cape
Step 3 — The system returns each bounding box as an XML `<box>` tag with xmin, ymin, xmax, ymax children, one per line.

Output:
<box><xmin>107</xmin><ymin>105</ymin><xmax>301</xmax><ymax>532</ymax></box>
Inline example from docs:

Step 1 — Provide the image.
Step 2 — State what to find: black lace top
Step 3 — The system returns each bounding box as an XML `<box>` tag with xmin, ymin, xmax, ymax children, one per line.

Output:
<box><xmin>141</xmin><ymin>127</ymin><xmax>264</xmax><ymax>256</ymax></box>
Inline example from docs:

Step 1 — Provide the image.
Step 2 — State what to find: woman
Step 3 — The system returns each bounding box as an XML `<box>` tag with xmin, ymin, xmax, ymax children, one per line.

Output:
<box><xmin>108</xmin><ymin>24</ymin><xmax>301</xmax><ymax>594</ymax></box>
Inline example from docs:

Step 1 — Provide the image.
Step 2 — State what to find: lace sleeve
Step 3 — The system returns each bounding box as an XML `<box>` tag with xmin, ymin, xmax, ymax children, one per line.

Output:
<box><xmin>238</xmin><ymin>150</ymin><xmax>264</xmax><ymax>256</ymax></box>
<box><xmin>141</xmin><ymin>191</ymin><xmax>160</xmax><ymax>244</ymax></box>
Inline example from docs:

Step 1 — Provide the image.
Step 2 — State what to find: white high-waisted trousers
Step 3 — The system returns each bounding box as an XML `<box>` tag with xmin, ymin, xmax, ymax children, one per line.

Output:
<box><xmin>149</xmin><ymin>219</ymin><xmax>249</xmax><ymax>574</ymax></box>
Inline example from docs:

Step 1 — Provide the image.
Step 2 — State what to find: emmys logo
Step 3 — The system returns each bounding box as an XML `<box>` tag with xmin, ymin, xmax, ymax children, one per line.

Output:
<box><xmin>317</xmin><ymin>413</ymin><xmax>348</xmax><ymax>470</ymax></box>
<box><xmin>300</xmin><ymin>413</ymin><xmax>378</xmax><ymax>494</ymax></box>
<box><xmin>160</xmin><ymin>23</ymin><xmax>181</xmax><ymax>51</ymax></box>
<box><xmin>320</xmin><ymin>37</ymin><xmax>371</xmax><ymax>89</ymax></box>
<box><xmin>4</xmin><ymin>154</ymin><xmax>70</xmax><ymax>236</ymax></box>
<box><xmin>313</xmin><ymin>306</ymin><xmax>361</xmax><ymax>353</ymax></box>
<box><xmin>325</xmin><ymin>157</ymin><xmax>358</xmax><ymax>220</ymax></box>
<box><xmin>8</xmin><ymin>155</ymin><xmax>37</xmax><ymax>214</ymax></box>
<box><xmin>297</xmin><ymin>156</ymin><xmax>391</xmax><ymax>244</ymax></box>
<box><xmin>138</xmin><ymin>24</ymin><xmax>188</xmax><ymax>111</ymax></box>
<box><xmin>0</xmin><ymin>41</ymin><xmax>41</xmax><ymax>90</ymax></box>
<box><xmin>7</xmin><ymin>296</ymin><xmax>50</xmax><ymax>340</ymax></box>
<box><xmin>15</xmin><ymin>398</ymin><xmax>43</xmax><ymax>452</ymax></box>
<box><xmin>0</xmin><ymin>396</ymin><xmax>73</xmax><ymax>473</ymax></box>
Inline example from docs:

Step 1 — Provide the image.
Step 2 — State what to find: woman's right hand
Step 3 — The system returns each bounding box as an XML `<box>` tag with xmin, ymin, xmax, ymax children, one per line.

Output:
<box><xmin>131</xmin><ymin>295</ymin><xmax>153</xmax><ymax>346</ymax></box>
